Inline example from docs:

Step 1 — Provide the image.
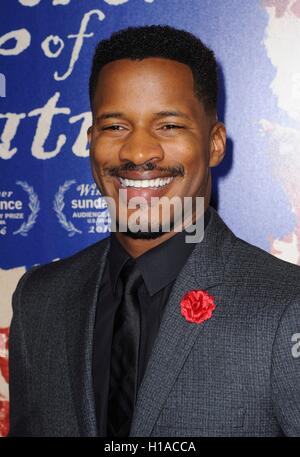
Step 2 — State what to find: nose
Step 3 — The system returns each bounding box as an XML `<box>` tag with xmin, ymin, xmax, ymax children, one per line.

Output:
<box><xmin>119</xmin><ymin>127</ymin><xmax>164</xmax><ymax>165</ymax></box>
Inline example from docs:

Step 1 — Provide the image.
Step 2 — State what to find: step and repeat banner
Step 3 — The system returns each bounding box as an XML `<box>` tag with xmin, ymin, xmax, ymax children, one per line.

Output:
<box><xmin>1</xmin><ymin>0</ymin><xmax>300</xmax><ymax>436</ymax></box>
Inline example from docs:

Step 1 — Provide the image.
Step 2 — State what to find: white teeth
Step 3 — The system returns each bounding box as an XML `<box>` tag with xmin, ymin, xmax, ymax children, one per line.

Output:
<box><xmin>119</xmin><ymin>176</ymin><xmax>174</xmax><ymax>188</ymax></box>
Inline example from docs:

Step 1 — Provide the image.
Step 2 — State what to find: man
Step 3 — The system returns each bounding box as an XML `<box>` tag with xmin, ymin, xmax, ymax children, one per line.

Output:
<box><xmin>9</xmin><ymin>25</ymin><xmax>300</xmax><ymax>437</ymax></box>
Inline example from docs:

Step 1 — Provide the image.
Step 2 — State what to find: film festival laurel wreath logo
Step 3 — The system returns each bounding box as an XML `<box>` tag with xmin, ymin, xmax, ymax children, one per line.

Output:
<box><xmin>0</xmin><ymin>181</ymin><xmax>40</xmax><ymax>237</ymax></box>
<box><xmin>53</xmin><ymin>180</ymin><xmax>111</xmax><ymax>236</ymax></box>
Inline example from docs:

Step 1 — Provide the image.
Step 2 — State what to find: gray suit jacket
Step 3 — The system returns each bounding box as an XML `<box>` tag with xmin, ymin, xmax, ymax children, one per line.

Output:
<box><xmin>8</xmin><ymin>207</ymin><xmax>300</xmax><ymax>436</ymax></box>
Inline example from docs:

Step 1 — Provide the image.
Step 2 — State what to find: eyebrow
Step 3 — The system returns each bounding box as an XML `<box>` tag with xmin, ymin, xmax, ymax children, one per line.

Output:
<box><xmin>96</xmin><ymin>110</ymin><xmax>192</xmax><ymax>122</ymax></box>
<box><xmin>96</xmin><ymin>112</ymin><xmax>124</xmax><ymax>122</ymax></box>
<box><xmin>154</xmin><ymin>110</ymin><xmax>192</xmax><ymax>121</ymax></box>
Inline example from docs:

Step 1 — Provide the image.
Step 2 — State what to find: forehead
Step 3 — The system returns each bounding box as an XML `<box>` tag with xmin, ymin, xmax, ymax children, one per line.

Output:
<box><xmin>93</xmin><ymin>57</ymin><xmax>200</xmax><ymax>111</ymax></box>
<box><xmin>97</xmin><ymin>57</ymin><xmax>194</xmax><ymax>81</ymax></box>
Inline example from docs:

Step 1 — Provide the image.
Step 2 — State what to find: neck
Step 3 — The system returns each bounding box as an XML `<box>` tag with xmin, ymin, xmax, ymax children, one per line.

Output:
<box><xmin>114</xmin><ymin>228</ymin><xmax>180</xmax><ymax>258</ymax></box>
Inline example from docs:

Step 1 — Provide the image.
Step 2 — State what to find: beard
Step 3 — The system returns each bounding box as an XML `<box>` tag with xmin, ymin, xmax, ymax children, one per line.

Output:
<box><xmin>115</xmin><ymin>217</ymin><xmax>176</xmax><ymax>239</ymax></box>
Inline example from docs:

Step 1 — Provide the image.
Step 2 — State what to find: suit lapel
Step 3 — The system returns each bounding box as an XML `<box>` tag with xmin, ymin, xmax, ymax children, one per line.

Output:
<box><xmin>130</xmin><ymin>207</ymin><xmax>237</xmax><ymax>436</ymax></box>
<box><xmin>64</xmin><ymin>238</ymin><xmax>110</xmax><ymax>436</ymax></box>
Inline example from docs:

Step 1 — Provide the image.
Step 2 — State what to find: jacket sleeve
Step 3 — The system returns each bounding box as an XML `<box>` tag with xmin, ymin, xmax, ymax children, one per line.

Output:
<box><xmin>8</xmin><ymin>268</ymin><xmax>37</xmax><ymax>437</ymax></box>
<box><xmin>271</xmin><ymin>296</ymin><xmax>300</xmax><ymax>436</ymax></box>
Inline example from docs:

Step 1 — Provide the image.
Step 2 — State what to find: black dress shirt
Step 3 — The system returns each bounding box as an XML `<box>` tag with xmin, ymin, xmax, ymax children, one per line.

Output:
<box><xmin>92</xmin><ymin>210</ymin><xmax>210</xmax><ymax>436</ymax></box>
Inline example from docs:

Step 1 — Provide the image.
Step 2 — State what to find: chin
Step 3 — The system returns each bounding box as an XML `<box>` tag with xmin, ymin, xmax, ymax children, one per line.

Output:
<box><xmin>115</xmin><ymin>220</ymin><xmax>175</xmax><ymax>239</ymax></box>
<box><xmin>122</xmin><ymin>230</ymin><xmax>165</xmax><ymax>240</ymax></box>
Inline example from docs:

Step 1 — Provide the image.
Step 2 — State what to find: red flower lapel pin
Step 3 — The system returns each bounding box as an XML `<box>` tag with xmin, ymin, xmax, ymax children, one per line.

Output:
<box><xmin>180</xmin><ymin>290</ymin><xmax>216</xmax><ymax>324</ymax></box>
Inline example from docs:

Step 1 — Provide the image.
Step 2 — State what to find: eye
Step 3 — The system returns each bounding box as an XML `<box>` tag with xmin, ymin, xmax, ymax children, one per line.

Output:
<box><xmin>161</xmin><ymin>124</ymin><xmax>184</xmax><ymax>130</ymax></box>
<box><xmin>158</xmin><ymin>124</ymin><xmax>185</xmax><ymax>135</ymax></box>
<box><xmin>102</xmin><ymin>125</ymin><xmax>125</xmax><ymax>131</ymax></box>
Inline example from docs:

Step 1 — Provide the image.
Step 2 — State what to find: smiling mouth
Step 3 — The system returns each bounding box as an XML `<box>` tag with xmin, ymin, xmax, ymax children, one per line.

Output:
<box><xmin>118</xmin><ymin>176</ymin><xmax>175</xmax><ymax>189</ymax></box>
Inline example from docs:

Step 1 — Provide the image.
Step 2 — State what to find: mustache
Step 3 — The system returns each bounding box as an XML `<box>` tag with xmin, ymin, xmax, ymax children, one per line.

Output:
<box><xmin>102</xmin><ymin>161</ymin><xmax>185</xmax><ymax>177</ymax></box>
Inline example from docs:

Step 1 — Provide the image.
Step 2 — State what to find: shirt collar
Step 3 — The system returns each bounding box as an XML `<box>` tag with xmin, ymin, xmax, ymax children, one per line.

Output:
<box><xmin>109</xmin><ymin>208</ymin><xmax>211</xmax><ymax>297</ymax></box>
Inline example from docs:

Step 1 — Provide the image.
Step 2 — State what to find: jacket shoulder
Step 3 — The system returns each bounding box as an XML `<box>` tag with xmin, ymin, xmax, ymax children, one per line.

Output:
<box><xmin>228</xmin><ymin>236</ymin><xmax>300</xmax><ymax>289</ymax></box>
<box><xmin>31</xmin><ymin>235</ymin><xmax>109</xmax><ymax>275</ymax></box>
<box><xmin>13</xmin><ymin>236</ymin><xmax>110</xmax><ymax>307</ymax></box>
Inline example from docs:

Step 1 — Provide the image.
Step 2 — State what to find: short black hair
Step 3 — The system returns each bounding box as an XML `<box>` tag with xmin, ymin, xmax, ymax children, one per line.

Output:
<box><xmin>89</xmin><ymin>25</ymin><xmax>218</xmax><ymax>114</ymax></box>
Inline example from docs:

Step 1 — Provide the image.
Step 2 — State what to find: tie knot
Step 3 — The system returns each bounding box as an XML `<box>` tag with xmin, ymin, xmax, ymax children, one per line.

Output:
<box><xmin>120</xmin><ymin>259</ymin><xmax>143</xmax><ymax>296</ymax></box>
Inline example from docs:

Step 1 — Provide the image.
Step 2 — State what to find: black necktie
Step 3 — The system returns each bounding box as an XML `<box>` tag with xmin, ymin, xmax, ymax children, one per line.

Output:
<box><xmin>107</xmin><ymin>259</ymin><xmax>143</xmax><ymax>437</ymax></box>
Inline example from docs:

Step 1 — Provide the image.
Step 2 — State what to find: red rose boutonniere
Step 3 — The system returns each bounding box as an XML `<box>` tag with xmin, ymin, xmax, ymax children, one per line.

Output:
<box><xmin>180</xmin><ymin>290</ymin><xmax>216</xmax><ymax>324</ymax></box>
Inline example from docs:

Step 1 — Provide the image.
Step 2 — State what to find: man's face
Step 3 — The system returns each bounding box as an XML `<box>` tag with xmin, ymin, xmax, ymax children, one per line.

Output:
<box><xmin>88</xmin><ymin>57</ymin><xmax>225</xmax><ymax>237</ymax></box>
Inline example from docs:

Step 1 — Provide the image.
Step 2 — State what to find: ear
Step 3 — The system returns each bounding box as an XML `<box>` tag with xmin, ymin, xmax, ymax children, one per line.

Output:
<box><xmin>209</xmin><ymin>121</ymin><xmax>226</xmax><ymax>167</ymax></box>
<box><xmin>87</xmin><ymin>125</ymin><xmax>92</xmax><ymax>144</ymax></box>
